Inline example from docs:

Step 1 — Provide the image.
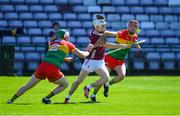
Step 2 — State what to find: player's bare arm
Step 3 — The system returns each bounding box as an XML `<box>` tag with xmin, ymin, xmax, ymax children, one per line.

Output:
<box><xmin>93</xmin><ymin>34</ymin><xmax>127</xmax><ymax>49</ymax></box>
<box><xmin>93</xmin><ymin>34</ymin><xmax>107</xmax><ymax>48</ymax></box>
<box><xmin>73</xmin><ymin>49</ymin><xmax>89</xmax><ymax>59</ymax></box>
<box><xmin>104</xmin><ymin>31</ymin><xmax>116</xmax><ymax>37</ymax></box>
<box><xmin>103</xmin><ymin>43</ymin><xmax>127</xmax><ymax>49</ymax></box>
<box><xmin>73</xmin><ymin>44</ymin><xmax>93</xmax><ymax>59</ymax></box>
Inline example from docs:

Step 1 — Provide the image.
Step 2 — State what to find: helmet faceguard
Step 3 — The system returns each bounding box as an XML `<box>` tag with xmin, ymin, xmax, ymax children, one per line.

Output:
<box><xmin>93</xmin><ymin>15</ymin><xmax>106</xmax><ymax>33</ymax></box>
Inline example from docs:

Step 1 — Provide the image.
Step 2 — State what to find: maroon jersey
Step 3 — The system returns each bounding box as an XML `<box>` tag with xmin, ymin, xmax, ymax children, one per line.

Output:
<box><xmin>86</xmin><ymin>30</ymin><xmax>105</xmax><ymax>60</ymax></box>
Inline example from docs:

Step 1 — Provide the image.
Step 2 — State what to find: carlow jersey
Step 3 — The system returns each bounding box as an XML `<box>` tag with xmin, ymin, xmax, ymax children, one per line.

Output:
<box><xmin>108</xmin><ymin>29</ymin><xmax>138</xmax><ymax>60</ymax></box>
<box><xmin>44</xmin><ymin>40</ymin><xmax>75</xmax><ymax>67</ymax></box>
<box><xmin>86</xmin><ymin>30</ymin><xmax>106</xmax><ymax>60</ymax></box>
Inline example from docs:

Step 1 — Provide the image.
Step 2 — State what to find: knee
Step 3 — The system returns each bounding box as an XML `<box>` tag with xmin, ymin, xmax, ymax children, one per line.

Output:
<box><xmin>75</xmin><ymin>79</ymin><xmax>83</xmax><ymax>85</ymax></box>
<box><xmin>117</xmin><ymin>74</ymin><xmax>125</xmax><ymax>80</ymax></box>
<box><xmin>102</xmin><ymin>76</ymin><xmax>110</xmax><ymax>83</ymax></box>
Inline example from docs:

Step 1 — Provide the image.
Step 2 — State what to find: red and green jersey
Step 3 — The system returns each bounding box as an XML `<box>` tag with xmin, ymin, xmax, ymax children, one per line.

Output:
<box><xmin>44</xmin><ymin>40</ymin><xmax>75</xmax><ymax>67</ymax></box>
<box><xmin>108</xmin><ymin>29</ymin><xmax>138</xmax><ymax>60</ymax></box>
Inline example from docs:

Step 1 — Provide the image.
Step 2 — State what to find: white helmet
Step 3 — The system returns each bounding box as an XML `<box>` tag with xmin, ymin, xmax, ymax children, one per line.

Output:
<box><xmin>93</xmin><ymin>19</ymin><xmax>106</xmax><ymax>27</ymax></box>
<box><xmin>93</xmin><ymin>15</ymin><xmax>106</xmax><ymax>33</ymax></box>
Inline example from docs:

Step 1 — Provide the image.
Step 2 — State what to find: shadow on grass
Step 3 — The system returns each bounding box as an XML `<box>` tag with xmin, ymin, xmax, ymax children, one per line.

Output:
<box><xmin>52</xmin><ymin>101</ymin><xmax>100</xmax><ymax>105</ymax></box>
<box><xmin>5</xmin><ymin>101</ymin><xmax>101</xmax><ymax>105</ymax></box>
<box><xmin>14</xmin><ymin>103</ymin><xmax>31</xmax><ymax>105</ymax></box>
<box><xmin>80</xmin><ymin>101</ymin><xmax>101</xmax><ymax>104</ymax></box>
<box><xmin>53</xmin><ymin>102</ymin><xmax>77</xmax><ymax>104</ymax></box>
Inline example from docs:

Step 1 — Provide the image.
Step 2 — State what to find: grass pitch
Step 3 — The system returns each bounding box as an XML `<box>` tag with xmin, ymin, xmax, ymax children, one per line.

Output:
<box><xmin>0</xmin><ymin>76</ymin><xmax>180</xmax><ymax>115</ymax></box>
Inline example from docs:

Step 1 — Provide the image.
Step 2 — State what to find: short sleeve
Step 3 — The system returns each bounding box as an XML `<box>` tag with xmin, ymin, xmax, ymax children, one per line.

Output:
<box><xmin>116</xmin><ymin>30</ymin><xmax>124</xmax><ymax>42</ymax></box>
<box><xmin>67</xmin><ymin>42</ymin><xmax>76</xmax><ymax>53</ymax></box>
<box><xmin>117</xmin><ymin>31</ymin><xmax>123</xmax><ymax>38</ymax></box>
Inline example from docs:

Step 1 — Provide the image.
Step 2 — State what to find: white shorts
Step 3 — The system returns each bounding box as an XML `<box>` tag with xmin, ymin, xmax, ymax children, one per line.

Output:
<box><xmin>82</xmin><ymin>59</ymin><xmax>107</xmax><ymax>73</ymax></box>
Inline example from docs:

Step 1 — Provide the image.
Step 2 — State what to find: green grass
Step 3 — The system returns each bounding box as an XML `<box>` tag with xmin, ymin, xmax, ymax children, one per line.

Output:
<box><xmin>0</xmin><ymin>76</ymin><xmax>180</xmax><ymax>115</ymax></box>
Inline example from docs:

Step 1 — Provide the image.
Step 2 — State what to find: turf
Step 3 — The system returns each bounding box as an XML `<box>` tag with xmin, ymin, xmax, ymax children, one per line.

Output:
<box><xmin>0</xmin><ymin>76</ymin><xmax>180</xmax><ymax>115</ymax></box>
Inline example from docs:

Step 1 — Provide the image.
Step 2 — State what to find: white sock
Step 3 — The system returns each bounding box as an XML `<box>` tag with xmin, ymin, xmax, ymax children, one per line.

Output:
<box><xmin>91</xmin><ymin>94</ymin><xmax>96</xmax><ymax>97</ymax></box>
<box><xmin>87</xmin><ymin>84</ymin><xmax>93</xmax><ymax>89</ymax></box>
<box><xmin>105</xmin><ymin>82</ymin><xmax>110</xmax><ymax>87</ymax></box>
<box><xmin>66</xmin><ymin>94</ymin><xmax>71</xmax><ymax>99</ymax></box>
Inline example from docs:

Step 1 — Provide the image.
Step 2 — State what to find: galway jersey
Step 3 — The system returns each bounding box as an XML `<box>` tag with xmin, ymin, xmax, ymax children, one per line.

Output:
<box><xmin>44</xmin><ymin>40</ymin><xmax>75</xmax><ymax>67</ymax></box>
<box><xmin>86</xmin><ymin>30</ymin><xmax>106</xmax><ymax>60</ymax></box>
<box><xmin>108</xmin><ymin>29</ymin><xmax>138</xmax><ymax>60</ymax></box>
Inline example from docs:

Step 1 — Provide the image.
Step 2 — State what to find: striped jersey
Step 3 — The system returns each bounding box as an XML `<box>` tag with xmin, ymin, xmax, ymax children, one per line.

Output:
<box><xmin>44</xmin><ymin>40</ymin><xmax>75</xmax><ymax>67</ymax></box>
<box><xmin>108</xmin><ymin>29</ymin><xmax>138</xmax><ymax>60</ymax></box>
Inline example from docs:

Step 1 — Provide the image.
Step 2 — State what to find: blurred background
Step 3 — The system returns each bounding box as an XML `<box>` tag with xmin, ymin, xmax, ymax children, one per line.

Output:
<box><xmin>0</xmin><ymin>0</ymin><xmax>180</xmax><ymax>76</ymax></box>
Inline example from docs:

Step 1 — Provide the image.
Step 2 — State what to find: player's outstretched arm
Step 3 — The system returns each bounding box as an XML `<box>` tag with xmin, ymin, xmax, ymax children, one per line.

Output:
<box><xmin>93</xmin><ymin>31</ymin><xmax>117</xmax><ymax>48</ymax></box>
<box><xmin>73</xmin><ymin>44</ymin><xmax>93</xmax><ymax>59</ymax></box>
<box><xmin>103</xmin><ymin>43</ymin><xmax>127</xmax><ymax>49</ymax></box>
<box><xmin>104</xmin><ymin>31</ymin><xmax>116</xmax><ymax>37</ymax></box>
<box><xmin>93</xmin><ymin>34</ymin><xmax>107</xmax><ymax>48</ymax></box>
<box><xmin>73</xmin><ymin>48</ymin><xmax>89</xmax><ymax>59</ymax></box>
